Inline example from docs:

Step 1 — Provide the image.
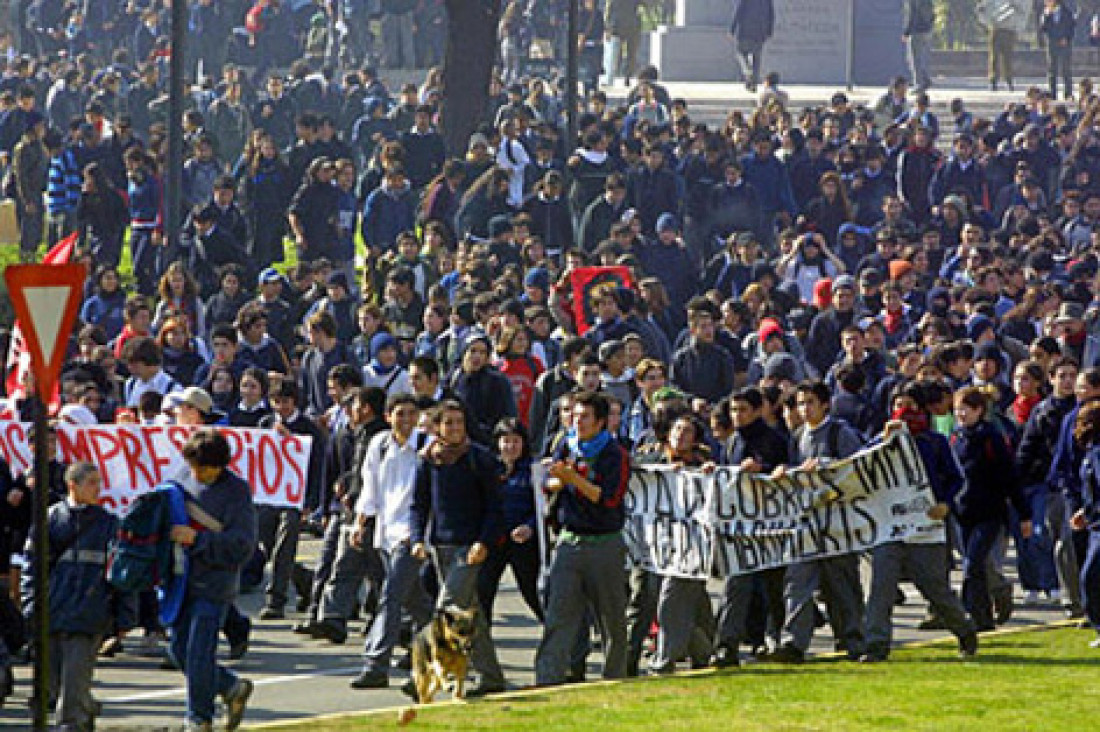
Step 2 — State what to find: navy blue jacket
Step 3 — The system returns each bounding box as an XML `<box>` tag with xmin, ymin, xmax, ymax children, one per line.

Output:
<box><xmin>1040</xmin><ymin>5</ymin><xmax>1076</xmax><ymax>43</ymax></box>
<box><xmin>1050</xmin><ymin>403</ymin><xmax>1086</xmax><ymax>497</ymax></box>
<box><xmin>671</xmin><ymin>339</ymin><xmax>736</xmax><ymax>403</ymax></box>
<box><xmin>238</xmin><ymin>335</ymin><xmax>290</xmax><ymax>375</ymax></box>
<box><xmin>1017</xmin><ymin>394</ymin><xmax>1076</xmax><ymax>488</ymax></box>
<box><xmin>929</xmin><ymin>157</ymin><xmax>984</xmax><ymax>207</ymax></box>
<box><xmin>449</xmin><ymin>366</ymin><xmax>517</xmax><ymax>446</ymax></box>
<box><xmin>730</xmin><ymin>0</ymin><xmax>775</xmax><ymax>42</ymax></box>
<box><xmin>411</xmin><ymin>442</ymin><xmax>503</xmax><ymax>547</ymax></box>
<box><xmin>725</xmin><ymin>417</ymin><xmax>788</xmax><ymax>472</ymax></box>
<box><xmin>913</xmin><ymin>430</ymin><xmax>965</xmax><ymax>504</ymax></box>
<box><xmin>637</xmin><ymin>240</ymin><xmax>696</xmax><ymax>312</ymax></box>
<box><xmin>23</xmin><ymin>500</ymin><xmax>130</xmax><ymax>636</ymax></box>
<box><xmin>550</xmin><ymin>436</ymin><xmax>630</xmax><ymax>535</ymax></box>
<box><xmin>399</xmin><ymin>128</ymin><xmax>446</xmax><ymax>189</ymax></box>
<box><xmin>501</xmin><ymin>460</ymin><xmax>538</xmax><ymax>534</ymax></box>
<box><xmin>1073</xmin><ymin>444</ymin><xmax>1100</xmax><ymax>530</ymax></box>
<box><xmin>950</xmin><ymin>420</ymin><xmax>1030</xmax><ymax>526</ymax></box>
<box><xmin>740</xmin><ymin>151</ymin><xmax>796</xmax><ymax>215</ymax></box>
<box><xmin>627</xmin><ymin>165</ymin><xmax>681</xmax><ymax>233</ymax></box>
<box><xmin>289</xmin><ymin>180</ymin><xmax>341</xmax><ymax>259</ymax></box>
<box><xmin>362</xmin><ymin>181</ymin><xmax>417</xmax><ymax>252</ymax></box>
<box><xmin>299</xmin><ymin>342</ymin><xmax>353</xmax><ymax>417</ymax></box>
<box><xmin>183</xmin><ymin>469</ymin><xmax>258</xmax><ymax>603</ymax></box>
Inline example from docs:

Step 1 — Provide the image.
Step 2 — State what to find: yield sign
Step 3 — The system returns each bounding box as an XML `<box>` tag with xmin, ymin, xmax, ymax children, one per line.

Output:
<box><xmin>4</xmin><ymin>264</ymin><xmax>88</xmax><ymax>401</ymax></box>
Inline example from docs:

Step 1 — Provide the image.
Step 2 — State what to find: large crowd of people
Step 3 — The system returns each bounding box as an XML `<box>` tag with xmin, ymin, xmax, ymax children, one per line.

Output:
<box><xmin>1</xmin><ymin>1</ymin><xmax>1100</xmax><ymax>731</ymax></box>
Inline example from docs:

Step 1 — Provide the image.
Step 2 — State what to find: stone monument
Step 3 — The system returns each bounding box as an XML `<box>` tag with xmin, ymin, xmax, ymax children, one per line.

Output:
<box><xmin>648</xmin><ymin>0</ymin><xmax>906</xmax><ymax>86</ymax></box>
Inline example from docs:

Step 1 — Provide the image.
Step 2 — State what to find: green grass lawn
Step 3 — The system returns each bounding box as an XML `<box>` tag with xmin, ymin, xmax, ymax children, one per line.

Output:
<box><xmin>255</xmin><ymin>626</ymin><xmax>1100</xmax><ymax>731</ymax></box>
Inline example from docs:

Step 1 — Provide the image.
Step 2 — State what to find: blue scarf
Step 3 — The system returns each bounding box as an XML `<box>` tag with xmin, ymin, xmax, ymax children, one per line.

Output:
<box><xmin>566</xmin><ymin>428</ymin><xmax>613</xmax><ymax>463</ymax></box>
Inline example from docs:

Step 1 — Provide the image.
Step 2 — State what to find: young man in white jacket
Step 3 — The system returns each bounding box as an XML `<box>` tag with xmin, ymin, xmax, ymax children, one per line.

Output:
<box><xmin>349</xmin><ymin>393</ymin><xmax>433</xmax><ymax>689</ymax></box>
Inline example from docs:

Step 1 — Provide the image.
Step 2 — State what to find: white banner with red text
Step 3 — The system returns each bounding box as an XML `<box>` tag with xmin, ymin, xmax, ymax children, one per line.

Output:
<box><xmin>0</xmin><ymin>421</ymin><xmax>311</xmax><ymax>513</ymax></box>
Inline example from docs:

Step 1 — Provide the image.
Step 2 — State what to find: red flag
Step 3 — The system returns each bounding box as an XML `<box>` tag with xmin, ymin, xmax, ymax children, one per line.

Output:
<box><xmin>4</xmin><ymin>232</ymin><xmax>80</xmax><ymax>411</ymax></box>
<box><xmin>569</xmin><ymin>266</ymin><xmax>633</xmax><ymax>335</ymax></box>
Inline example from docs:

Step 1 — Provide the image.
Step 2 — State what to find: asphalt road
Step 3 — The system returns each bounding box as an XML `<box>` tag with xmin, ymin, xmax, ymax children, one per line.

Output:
<box><xmin>0</xmin><ymin>533</ymin><xmax>1071</xmax><ymax>731</ymax></box>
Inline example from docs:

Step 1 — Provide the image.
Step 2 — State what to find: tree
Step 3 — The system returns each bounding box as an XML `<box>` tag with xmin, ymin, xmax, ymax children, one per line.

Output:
<box><xmin>441</xmin><ymin>0</ymin><xmax>502</xmax><ymax>156</ymax></box>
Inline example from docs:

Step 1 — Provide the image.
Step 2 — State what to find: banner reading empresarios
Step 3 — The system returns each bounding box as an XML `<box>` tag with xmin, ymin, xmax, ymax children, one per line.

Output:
<box><xmin>0</xmin><ymin>421</ymin><xmax>311</xmax><ymax>513</ymax></box>
<box><xmin>623</xmin><ymin>432</ymin><xmax>945</xmax><ymax>579</ymax></box>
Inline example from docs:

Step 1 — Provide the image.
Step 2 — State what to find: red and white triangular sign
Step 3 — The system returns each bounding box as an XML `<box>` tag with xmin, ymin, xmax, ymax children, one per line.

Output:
<box><xmin>4</xmin><ymin>264</ymin><xmax>88</xmax><ymax>402</ymax></box>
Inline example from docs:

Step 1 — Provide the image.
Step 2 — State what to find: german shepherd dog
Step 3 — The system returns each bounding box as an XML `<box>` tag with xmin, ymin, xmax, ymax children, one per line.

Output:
<box><xmin>410</xmin><ymin>604</ymin><xmax>479</xmax><ymax>703</ymax></box>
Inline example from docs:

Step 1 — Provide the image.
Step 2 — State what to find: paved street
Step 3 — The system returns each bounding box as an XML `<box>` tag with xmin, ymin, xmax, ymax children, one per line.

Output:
<box><xmin>0</xmin><ymin>532</ymin><xmax>1072</xmax><ymax>731</ymax></box>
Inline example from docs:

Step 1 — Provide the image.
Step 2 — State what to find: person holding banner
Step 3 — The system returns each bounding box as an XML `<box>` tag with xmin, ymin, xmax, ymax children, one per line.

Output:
<box><xmin>536</xmin><ymin>391</ymin><xmax>631</xmax><ymax>685</ymax></box>
<box><xmin>862</xmin><ymin>385</ymin><xmax>978</xmax><ymax>662</ymax></box>
<box><xmin>646</xmin><ymin>413</ymin><xmax>718</xmax><ymax>674</ymax></box>
<box><xmin>714</xmin><ymin>386</ymin><xmax>791</xmax><ymax>666</ymax></box>
<box><xmin>257</xmin><ymin>381</ymin><xmax>325</xmax><ymax>619</ymax></box>
<box><xmin>949</xmin><ymin>386</ymin><xmax>1032</xmax><ymax>633</ymax></box>
<box><xmin>771</xmin><ymin>381</ymin><xmax>867</xmax><ymax>663</ymax></box>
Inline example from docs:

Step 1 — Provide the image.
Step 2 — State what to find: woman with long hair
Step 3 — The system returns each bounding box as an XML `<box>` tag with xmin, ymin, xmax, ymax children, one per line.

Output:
<box><xmin>802</xmin><ymin>171</ymin><xmax>854</xmax><ymax>247</ymax></box>
<box><xmin>1010</xmin><ymin>360</ymin><xmax>1048</xmax><ymax>429</ymax></box>
<box><xmin>640</xmin><ymin>277</ymin><xmax>680</xmax><ymax>345</ymax></box>
<box><xmin>455</xmin><ymin>165</ymin><xmax>513</xmax><ymax>240</ymax></box>
<box><xmin>419</xmin><ymin>66</ymin><xmax>444</xmax><ymax>103</ymax></box>
<box><xmin>79</xmin><ymin>266</ymin><xmax>128</xmax><ymax>342</ymax></box>
<box><xmin>154</xmin><ymin>262</ymin><xmax>206</xmax><ymax>338</ymax></box>
<box><xmin>1000</xmin><ymin>285</ymin><xmax>1048</xmax><ymax>345</ymax></box>
<box><xmin>419</xmin><ymin>159</ymin><xmax>466</xmax><ymax>240</ymax></box>
<box><xmin>494</xmin><ymin>325</ymin><xmax>544</xmax><ymax>429</ymax></box>
<box><xmin>240</xmin><ymin>132</ymin><xmax>293</xmax><ymax>271</ymax></box>
<box><xmin>156</xmin><ymin>316</ymin><xmax>207</xmax><ymax>387</ymax></box>
<box><xmin>205</xmin><ymin>364</ymin><xmax>239</xmax><ymax>414</ymax></box>
<box><xmin>526</xmin><ymin>78</ymin><xmax>561</xmax><ymax>125</ymax></box>
<box><xmin>477</xmin><ymin>419</ymin><xmax>544</xmax><ymax>629</ymax></box>
<box><xmin>776</xmin><ymin>231</ymin><xmax>843</xmax><ymax>305</ymax></box>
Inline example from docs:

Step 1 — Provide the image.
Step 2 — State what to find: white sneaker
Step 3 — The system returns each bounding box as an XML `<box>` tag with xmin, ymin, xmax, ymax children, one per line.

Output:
<box><xmin>1023</xmin><ymin>591</ymin><xmax>1041</xmax><ymax>607</ymax></box>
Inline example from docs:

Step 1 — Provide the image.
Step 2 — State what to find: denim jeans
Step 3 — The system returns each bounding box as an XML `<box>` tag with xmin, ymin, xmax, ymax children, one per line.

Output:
<box><xmin>1013</xmin><ymin>486</ymin><xmax>1058</xmax><ymax>592</ymax></box>
<box><xmin>130</xmin><ymin>228</ymin><xmax>159</xmax><ymax>296</ymax></box>
<box><xmin>362</xmin><ymin>542</ymin><xmax>432</xmax><ymax>675</ymax></box>
<box><xmin>960</xmin><ymin>519</ymin><xmax>1003</xmax><ymax>629</ymax></box>
<box><xmin>170</xmin><ymin>596</ymin><xmax>238</xmax><ymax>725</ymax></box>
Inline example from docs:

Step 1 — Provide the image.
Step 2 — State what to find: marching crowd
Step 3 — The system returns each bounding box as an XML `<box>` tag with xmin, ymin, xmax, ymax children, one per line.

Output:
<box><xmin>2</xmin><ymin>3</ymin><xmax>1100</xmax><ymax>731</ymax></box>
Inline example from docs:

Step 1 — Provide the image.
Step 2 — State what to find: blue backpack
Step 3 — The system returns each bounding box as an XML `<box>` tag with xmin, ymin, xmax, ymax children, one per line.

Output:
<box><xmin>106</xmin><ymin>482</ymin><xmax>186</xmax><ymax>594</ymax></box>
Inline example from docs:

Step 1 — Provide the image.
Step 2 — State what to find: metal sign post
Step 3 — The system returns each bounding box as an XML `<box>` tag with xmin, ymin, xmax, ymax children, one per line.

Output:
<box><xmin>4</xmin><ymin>263</ymin><xmax>87</xmax><ymax>729</ymax></box>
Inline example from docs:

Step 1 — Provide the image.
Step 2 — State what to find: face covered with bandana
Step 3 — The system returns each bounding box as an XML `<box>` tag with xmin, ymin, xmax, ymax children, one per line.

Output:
<box><xmin>891</xmin><ymin>405</ymin><xmax>929</xmax><ymax>435</ymax></box>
